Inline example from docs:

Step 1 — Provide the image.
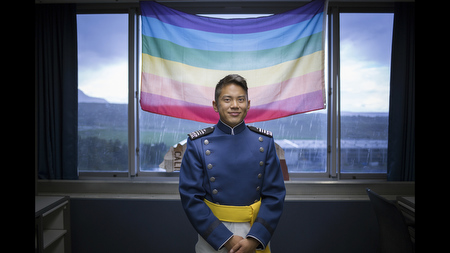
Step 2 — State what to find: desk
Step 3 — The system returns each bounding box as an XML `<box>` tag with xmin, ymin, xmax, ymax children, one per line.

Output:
<box><xmin>396</xmin><ymin>196</ymin><xmax>415</xmax><ymax>244</ymax></box>
<box><xmin>35</xmin><ymin>196</ymin><xmax>71</xmax><ymax>253</ymax></box>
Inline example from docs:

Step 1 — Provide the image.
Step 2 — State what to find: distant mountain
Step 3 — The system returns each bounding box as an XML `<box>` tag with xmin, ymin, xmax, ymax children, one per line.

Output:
<box><xmin>340</xmin><ymin>111</ymin><xmax>388</xmax><ymax>117</ymax></box>
<box><xmin>78</xmin><ymin>102</ymin><xmax>389</xmax><ymax>144</ymax></box>
<box><xmin>78</xmin><ymin>89</ymin><xmax>108</xmax><ymax>103</ymax></box>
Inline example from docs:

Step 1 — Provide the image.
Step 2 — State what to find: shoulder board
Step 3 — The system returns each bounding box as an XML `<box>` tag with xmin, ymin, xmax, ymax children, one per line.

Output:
<box><xmin>188</xmin><ymin>126</ymin><xmax>215</xmax><ymax>140</ymax></box>
<box><xmin>247</xmin><ymin>126</ymin><xmax>273</xmax><ymax>138</ymax></box>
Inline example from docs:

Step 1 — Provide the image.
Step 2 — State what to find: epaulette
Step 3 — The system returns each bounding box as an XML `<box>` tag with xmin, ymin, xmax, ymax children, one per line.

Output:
<box><xmin>247</xmin><ymin>126</ymin><xmax>273</xmax><ymax>138</ymax></box>
<box><xmin>188</xmin><ymin>126</ymin><xmax>215</xmax><ymax>140</ymax></box>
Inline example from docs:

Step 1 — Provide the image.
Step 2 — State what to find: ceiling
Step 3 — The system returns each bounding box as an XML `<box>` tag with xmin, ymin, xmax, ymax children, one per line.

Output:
<box><xmin>35</xmin><ymin>0</ymin><xmax>415</xmax><ymax>4</ymax></box>
<box><xmin>36</xmin><ymin>0</ymin><xmax>414</xmax><ymax>14</ymax></box>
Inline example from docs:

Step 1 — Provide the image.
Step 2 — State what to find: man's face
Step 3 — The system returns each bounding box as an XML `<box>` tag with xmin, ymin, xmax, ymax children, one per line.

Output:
<box><xmin>213</xmin><ymin>83</ymin><xmax>251</xmax><ymax>128</ymax></box>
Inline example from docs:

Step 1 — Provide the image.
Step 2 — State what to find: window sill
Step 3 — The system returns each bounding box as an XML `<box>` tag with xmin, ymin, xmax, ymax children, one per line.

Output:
<box><xmin>36</xmin><ymin>178</ymin><xmax>414</xmax><ymax>201</ymax></box>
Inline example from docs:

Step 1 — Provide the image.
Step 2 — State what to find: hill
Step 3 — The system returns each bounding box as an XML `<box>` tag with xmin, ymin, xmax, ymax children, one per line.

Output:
<box><xmin>78</xmin><ymin>102</ymin><xmax>388</xmax><ymax>171</ymax></box>
<box><xmin>78</xmin><ymin>103</ymin><xmax>389</xmax><ymax>143</ymax></box>
<box><xmin>78</xmin><ymin>89</ymin><xmax>108</xmax><ymax>103</ymax></box>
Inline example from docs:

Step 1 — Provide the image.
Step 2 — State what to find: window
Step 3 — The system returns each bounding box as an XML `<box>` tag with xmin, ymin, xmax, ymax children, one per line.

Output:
<box><xmin>75</xmin><ymin>4</ymin><xmax>395</xmax><ymax>179</ymax></box>
<box><xmin>138</xmin><ymin>12</ymin><xmax>328</xmax><ymax>175</ymax></box>
<box><xmin>139</xmin><ymin>113</ymin><xmax>210</xmax><ymax>172</ymax></box>
<box><xmin>339</xmin><ymin>13</ymin><xmax>393</xmax><ymax>174</ymax></box>
<box><xmin>253</xmin><ymin>111</ymin><xmax>327</xmax><ymax>174</ymax></box>
<box><xmin>77</xmin><ymin>14</ymin><xmax>129</xmax><ymax>173</ymax></box>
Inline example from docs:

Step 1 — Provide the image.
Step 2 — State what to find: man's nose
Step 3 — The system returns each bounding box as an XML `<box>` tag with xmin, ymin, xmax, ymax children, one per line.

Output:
<box><xmin>231</xmin><ymin>99</ymin><xmax>239</xmax><ymax>108</ymax></box>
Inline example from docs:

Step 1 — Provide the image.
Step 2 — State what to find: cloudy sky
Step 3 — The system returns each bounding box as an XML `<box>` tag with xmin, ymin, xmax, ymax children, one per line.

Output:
<box><xmin>77</xmin><ymin>12</ymin><xmax>393</xmax><ymax>112</ymax></box>
<box><xmin>339</xmin><ymin>13</ymin><xmax>393</xmax><ymax>112</ymax></box>
<box><xmin>77</xmin><ymin>14</ymin><xmax>129</xmax><ymax>104</ymax></box>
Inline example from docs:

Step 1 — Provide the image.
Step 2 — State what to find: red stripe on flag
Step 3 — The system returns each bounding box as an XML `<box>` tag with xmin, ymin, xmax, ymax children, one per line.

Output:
<box><xmin>140</xmin><ymin>90</ymin><xmax>324</xmax><ymax>124</ymax></box>
<box><xmin>140</xmin><ymin>92</ymin><xmax>219</xmax><ymax>123</ymax></box>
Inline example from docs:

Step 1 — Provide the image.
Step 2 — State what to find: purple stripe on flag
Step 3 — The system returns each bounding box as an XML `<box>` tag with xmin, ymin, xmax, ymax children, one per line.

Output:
<box><xmin>140</xmin><ymin>0</ymin><xmax>324</xmax><ymax>34</ymax></box>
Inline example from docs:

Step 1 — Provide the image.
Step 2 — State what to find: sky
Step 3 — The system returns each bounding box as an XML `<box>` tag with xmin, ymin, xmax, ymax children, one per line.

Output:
<box><xmin>339</xmin><ymin>13</ymin><xmax>393</xmax><ymax>112</ymax></box>
<box><xmin>77</xmin><ymin>14</ymin><xmax>129</xmax><ymax>104</ymax></box>
<box><xmin>77</xmin><ymin>12</ymin><xmax>394</xmax><ymax>112</ymax></box>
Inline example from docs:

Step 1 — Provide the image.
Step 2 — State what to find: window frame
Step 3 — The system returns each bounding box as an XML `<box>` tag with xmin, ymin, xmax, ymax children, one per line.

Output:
<box><xmin>76</xmin><ymin>2</ymin><xmax>394</xmax><ymax>180</ymax></box>
<box><xmin>329</xmin><ymin>4</ymin><xmax>394</xmax><ymax>180</ymax></box>
<box><xmin>76</xmin><ymin>5</ymin><xmax>138</xmax><ymax>178</ymax></box>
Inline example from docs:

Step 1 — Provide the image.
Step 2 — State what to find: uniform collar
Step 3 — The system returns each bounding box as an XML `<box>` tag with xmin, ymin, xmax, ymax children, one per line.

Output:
<box><xmin>217</xmin><ymin>120</ymin><xmax>246</xmax><ymax>135</ymax></box>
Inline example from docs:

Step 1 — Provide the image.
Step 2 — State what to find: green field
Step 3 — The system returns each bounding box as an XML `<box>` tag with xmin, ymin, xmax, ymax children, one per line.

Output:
<box><xmin>78</xmin><ymin>103</ymin><xmax>389</xmax><ymax>172</ymax></box>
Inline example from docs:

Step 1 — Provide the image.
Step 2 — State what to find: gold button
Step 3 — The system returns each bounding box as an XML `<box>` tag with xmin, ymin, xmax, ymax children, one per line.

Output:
<box><xmin>259</xmin><ymin>137</ymin><xmax>263</xmax><ymax>142</ymax></box>
<box><xmin>259</xmin><ymin>161</ymin><xmax>264</xmax><ymax>166</ymax></box>
<box><xmin>207</xmin><ymin>164</ymin><xmax>213</xmax><ymax>169</ymax></box>
<box><xmin>256</xmin><ymin>186</ymin><xmax>260</xmax><ymax>191</ymax></box>
<box><xmin>212</xmin><ymin>189</ymin><xmax>218</xmax><ymax>194</ymax></box>
<box><xmin>205</xmin><ymin>150</ymin><xmax>211</xmax><ymax>155</ymax></box>
<box><xmin>258</xmin><ymin>173</ymin><xmax>262</xmax><ymax>179</ymax></box>
<box><xmin>210</xmin><ymin>177</ymin><xmax>216</xmax><ymax>182</ymax></box>
<box><xmin>204</xmin><ymin>139</ymin><xmax>209</xmax><ymax>145</ymax></box>
<box><xmin>259</xmin><ymin>147</ymin><xmax>264</xmax><ymax>152</ymax></box>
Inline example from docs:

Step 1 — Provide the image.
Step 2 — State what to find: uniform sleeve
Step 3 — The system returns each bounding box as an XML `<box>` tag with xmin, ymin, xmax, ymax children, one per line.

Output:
<box><xmin>179</xmin><ymin>138</ymin><xmax>233</xmax><ymax>250</ymax></box>
<box><xmin>247</xmin><ymin>137</ymin><xmax>286</xmax><ymax>249</ymax></box>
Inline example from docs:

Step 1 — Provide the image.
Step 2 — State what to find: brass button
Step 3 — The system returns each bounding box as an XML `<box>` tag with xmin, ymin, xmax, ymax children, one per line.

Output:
<box><xmin>259</xmin><ymin>137</ymin><xmax>263</xmax><ymax>142</ymax></box>
<box><xmin>205</xmin><ymin>150</ymin><xmax>211</xmax><ymax>155</ymax></box>
<box><xmin>204</xmin><ymin>139</ymin><xmax>209</xmax><ymax>145</ymax></box>
<box><xmin>258</xmin><ymin>173</ymin><xmax>262</xmax><ymax>179</ymax></box>
<box><xmin>259</xmin><ymin>161</ymin><xmax>264</xmax><ymax>166</ymax></box>
<box><xmin>259</xmin><ymin>147</ymin><xmax>264</xmax><ymax>152</ymax></box>
<box><xmin>212</xmin><ymin>189</ymin><xmax>218</xmax><ymax>194</ymax></box>
<box><xmin>210</xmin><ymin>177</ymin><xmax>216</xmax><ymax>182</ymax></box>
<box><xmin>256</xmin><ymin>186</ymin><xmax>260</xmax><ymax>191</ymax></box>
<box><xmin>207</xmin><ymin>164</ymin><xmax>213</xmax><ymax>169</ymax></box>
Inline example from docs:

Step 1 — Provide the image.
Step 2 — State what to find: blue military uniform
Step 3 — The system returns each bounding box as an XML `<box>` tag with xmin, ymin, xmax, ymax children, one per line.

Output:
<box><xmin>179</xmin><ymin>120</ymin><xmax>286</xmax><ymax>251</ymax></box>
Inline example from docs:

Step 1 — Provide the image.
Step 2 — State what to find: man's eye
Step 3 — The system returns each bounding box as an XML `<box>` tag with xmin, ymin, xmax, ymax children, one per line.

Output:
<box><xmin>238</xmin><ymin>98</ymin><xmax>245</xmax><ymax>102</ymax></box>
<box><xmin>223</xmin><ymin>98</ymin><xmax>230</xmax><ymax>102</ymax></box>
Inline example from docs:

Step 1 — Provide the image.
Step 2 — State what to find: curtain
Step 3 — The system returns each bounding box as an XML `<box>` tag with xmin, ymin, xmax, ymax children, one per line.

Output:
<box><xmin>35</xmin><ymin>4</ymin><xmax>78</xmax><ymax>179</ymax></box>
<box><xmin>387</xmin><ymin>2</ymin><xmax>415</xmax><ymax>181</ymax></box>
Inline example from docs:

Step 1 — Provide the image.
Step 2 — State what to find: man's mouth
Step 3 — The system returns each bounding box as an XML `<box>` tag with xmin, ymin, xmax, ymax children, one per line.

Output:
<box><xmin>229</xmin><ymin>112</ymin><xmax>241</xmax><ymax>117</ymax></box>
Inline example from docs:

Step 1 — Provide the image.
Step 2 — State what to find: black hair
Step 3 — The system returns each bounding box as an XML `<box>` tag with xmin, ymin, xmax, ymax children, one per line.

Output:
<box><xmin>214</xmin><ymin>74</ymin><xmax>248</xmax><ymax>102</ymax></box>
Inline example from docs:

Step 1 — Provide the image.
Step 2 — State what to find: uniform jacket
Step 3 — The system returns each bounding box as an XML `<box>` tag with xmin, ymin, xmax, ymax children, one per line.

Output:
<box><xmin>179</xmin><ymin>120</ymin><xmax>286</xmax><ymax>250</ymax></box>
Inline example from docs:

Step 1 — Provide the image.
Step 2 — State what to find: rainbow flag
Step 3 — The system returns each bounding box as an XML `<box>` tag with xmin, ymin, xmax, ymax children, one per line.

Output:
<box><xmin>140</xmin><ymin>0</ymin><xmax>327</xmax><ymax>123</ymax></box>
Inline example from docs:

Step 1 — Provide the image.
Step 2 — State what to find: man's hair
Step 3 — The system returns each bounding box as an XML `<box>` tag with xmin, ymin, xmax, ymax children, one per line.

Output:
<box><xmin>214</xmin><ymin>74</ymin><xmax>248</xmax><ymax>102</ymax></box>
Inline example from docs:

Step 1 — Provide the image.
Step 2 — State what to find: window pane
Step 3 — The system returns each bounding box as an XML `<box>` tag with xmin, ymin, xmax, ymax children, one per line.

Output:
<box><xmin>340</xmin><ymin>13</ymin><xmax>393</xmax><ymax>173</ymax></box>
<box><xmin>138</xmin><ymin>12</ymin><xmax>327</xmax><ymax>175</ymax></box>
<box><xmin>253</xmin><ymin>111</ymin><xmax>327</xmax><ymax>173</ymax></box>
<box><xmin>77</xmin><ymin>14</ymin><xmax>129</xmax><ymax>172</ymax></box>
<box><xmin>139</xmin><ymin>112</ymin><xmax>210</xmax><ymax>172</ymax></box>
<box><xmin>139</xmin><ymin>110</ymin><xmax>327</xmax><ymax>174</ymax></box>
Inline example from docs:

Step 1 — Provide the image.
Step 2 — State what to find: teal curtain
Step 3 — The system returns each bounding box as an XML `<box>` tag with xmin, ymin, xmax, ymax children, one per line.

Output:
<box><xmin>35</xmin><ymin>4</ymin><xmax>78</xmax><ymax>179</ymax></box>
<box><xmin>387</xmin><ymin>2</ymin><xmax>415</xmax><ymax>181</ymax></box>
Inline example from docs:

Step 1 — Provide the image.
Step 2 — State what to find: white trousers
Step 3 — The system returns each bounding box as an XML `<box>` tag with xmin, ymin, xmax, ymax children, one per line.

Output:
<box><xmin>195</xmin><ymin>222</ymin><xmax>270</xmax><ymax>253</ymax></box>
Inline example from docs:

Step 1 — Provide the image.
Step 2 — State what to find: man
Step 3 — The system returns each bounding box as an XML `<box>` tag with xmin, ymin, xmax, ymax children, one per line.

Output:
<box><xmin>179</xmin><ymin>74</ymin><xmax>286</xmax><ymax>253</ymax></box>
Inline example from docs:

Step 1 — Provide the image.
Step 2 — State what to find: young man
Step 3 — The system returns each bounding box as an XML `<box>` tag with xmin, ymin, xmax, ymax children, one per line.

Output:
<box><xmin>179</xmin><ymin>74</ymin><xmax>286</xmax><ymax>253</ymax></box>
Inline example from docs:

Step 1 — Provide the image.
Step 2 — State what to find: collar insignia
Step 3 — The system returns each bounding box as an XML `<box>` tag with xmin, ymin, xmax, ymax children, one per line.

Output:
<box><xmin>188</xmin><ymin>127</ymin><xmax>215</xmax><ymax>140</ymax></box>
<box><xmin>247</xmin><ymin>126</ymin><xmax>273</xmax><ymax>138</ymax></box>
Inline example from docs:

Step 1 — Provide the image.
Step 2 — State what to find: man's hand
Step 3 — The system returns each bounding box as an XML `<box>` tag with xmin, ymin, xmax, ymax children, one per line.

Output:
<box><xmin>229</xmin><ymin>237</ymin><xmax>259</xmax><ymax>253</ymax></box>
<box><xmin>224</xmin><ymin>235</ymin><xmax>244</xmax><ymax>251</ymax></box>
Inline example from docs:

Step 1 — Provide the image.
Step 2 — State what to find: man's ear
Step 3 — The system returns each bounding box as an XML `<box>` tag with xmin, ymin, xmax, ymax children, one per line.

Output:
<box><xmin>213</xmin><ymin>101</ymin><xmax>219</xmax><ymax>112</ymax></box>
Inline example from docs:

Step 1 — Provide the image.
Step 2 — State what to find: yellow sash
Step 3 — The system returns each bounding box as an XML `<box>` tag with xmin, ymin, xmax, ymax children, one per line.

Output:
<box><xmin>204</xmin><ymin>199</ymin><xmax>270</xmax><ymax>253</ymax></box>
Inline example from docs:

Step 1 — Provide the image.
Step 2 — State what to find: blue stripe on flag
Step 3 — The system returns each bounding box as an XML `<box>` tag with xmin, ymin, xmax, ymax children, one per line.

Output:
<box><xmin>141</xmin><ymin>12</ymin><xmax>323</xmax><ymax>52</ymax></box>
